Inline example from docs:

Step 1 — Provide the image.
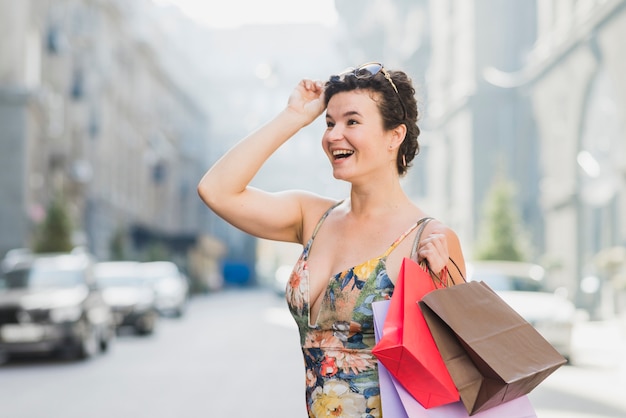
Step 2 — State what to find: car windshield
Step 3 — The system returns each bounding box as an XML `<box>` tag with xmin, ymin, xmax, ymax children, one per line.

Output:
<box><xmin>0</xmin><ymin>267</ymin><xmax>84</xmax><ymax>289</ymax></box>
<box><xmin>31</xmin><ymin>267</ymin><xmax>85</xmax><ymax>288</ymax></box>
<box><xmin>0</xmin><ymin>269</ymin><xmax>29</xmax><ymax>289</ymax></box>
<box><xmin>141</xmin><ymin>263</ymin><xmax>179</xmax><ymax>281</ymax></box>
<box><xmin>96</xmin><ymin>274</ymin><xmax>145</xmax><ymax>288</ymax></box>
<box><xmin>478</xmin><ymin>272</ymin><xmax>544</xmax><ymax>292</ymax></box>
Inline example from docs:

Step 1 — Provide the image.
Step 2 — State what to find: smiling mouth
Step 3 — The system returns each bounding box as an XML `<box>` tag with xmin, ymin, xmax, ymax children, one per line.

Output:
<box><xmin>332</xmin><ymin>150</ymin><xmax>354</xmax><ymax>160</ymax></box>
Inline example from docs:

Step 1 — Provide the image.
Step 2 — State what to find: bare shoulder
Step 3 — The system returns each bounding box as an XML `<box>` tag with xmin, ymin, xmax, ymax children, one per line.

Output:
<box><xmin>289</xmin><ymin>190</ymin><xmax>338</xmax><ymax>216</ymax></box>
<box><xmin>424</xmin><ymin>219</ymin><xmax>460</xmax><ymax>241</ymax></box>
<box><xmin>288</xmin><ymin>191</ymin><xmax>341</xmax><ymax>244</ymax></box>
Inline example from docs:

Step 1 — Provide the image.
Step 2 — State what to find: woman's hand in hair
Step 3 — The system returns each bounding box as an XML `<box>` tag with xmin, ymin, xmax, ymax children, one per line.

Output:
<box><xmin>286</xmin><ymin>79</ymin><xmax>326</xmax><ymax>126</ymax></box>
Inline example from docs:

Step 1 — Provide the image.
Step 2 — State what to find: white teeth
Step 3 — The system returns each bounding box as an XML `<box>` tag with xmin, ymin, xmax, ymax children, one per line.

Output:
<box><xmin>332</xmin><ymin>150</ymin><xmax>354</xmax><ymax>157</ymax></box>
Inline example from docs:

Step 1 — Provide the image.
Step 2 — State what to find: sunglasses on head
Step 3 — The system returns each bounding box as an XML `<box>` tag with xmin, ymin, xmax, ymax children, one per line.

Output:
<box><xmin>330</xmin><ymin>62</ymin><xmax>407</xmax><ymax>120</ymax></box>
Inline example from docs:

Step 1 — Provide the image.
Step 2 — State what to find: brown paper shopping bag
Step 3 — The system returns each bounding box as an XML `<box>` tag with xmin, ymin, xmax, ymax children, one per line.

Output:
<box><xmin>419</xmin><ymin>281</ymin><xmax>566</xmax><ymax>415</ymax></box>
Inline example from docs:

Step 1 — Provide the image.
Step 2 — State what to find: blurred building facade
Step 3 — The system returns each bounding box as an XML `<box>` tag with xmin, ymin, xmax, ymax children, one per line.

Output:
<box><xmin>510</xmin><ymin>0</ymin><xmax>626</xmax><ymax>315</ymax></box>
<box><xmin>0</xmin><ymin>0</ymin><xmax>223</xmax><ymax>291</ymax></box>
<box><xmin>335</xmin><ymin>0</ymin><xmax>626</xmax><ymax>316</ymax></box>
<box><xmin>5</xmin><ymin>0</ymin><xmax>624</xmax><ymax>305</ymax></box>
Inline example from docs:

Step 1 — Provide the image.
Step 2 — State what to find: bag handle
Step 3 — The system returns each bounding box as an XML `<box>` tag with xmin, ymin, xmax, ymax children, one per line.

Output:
<box><xmin>448</xmin><ymin>257</ymin><xmax>466</xmax><ymax>283</ymax></box>
<box><xmin>409</xmin><ymin>217</ymin><xmax>466</xmax><ymax>286</ymax></box>
<box><xmin>410</xmin><ymin>218</ymin><xmax>448</xmax><ymax>288</ymax></box>
<box><xmin>409</xmin><ymin>217</ymin><xmax>433</xmax><ymax>261</ymax></box>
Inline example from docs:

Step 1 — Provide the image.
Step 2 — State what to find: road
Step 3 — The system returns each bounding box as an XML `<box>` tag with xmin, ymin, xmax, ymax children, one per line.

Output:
<box><xmin>0</xmin><ymin>288</ymin><xmax>624</xmax><ymax>418</ymax></box>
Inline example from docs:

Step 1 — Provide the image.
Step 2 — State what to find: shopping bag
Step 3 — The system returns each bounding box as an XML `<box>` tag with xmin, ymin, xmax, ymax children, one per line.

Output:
<box><xmin>373</xmin><ymin>300</ymin><xmax>537</xmax><ymax>418</ymax></box>
<box><xmin>419</xmin><ymin>281</ymin><xmax>566</xmax><ymax>415</ymax></box>
<box><xmin>371</xmin><ymin>257</ymin><xmax>458</xmax><ymax>408</ymax></box>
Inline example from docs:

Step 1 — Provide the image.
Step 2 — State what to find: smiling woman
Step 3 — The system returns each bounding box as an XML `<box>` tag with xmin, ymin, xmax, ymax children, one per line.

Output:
<box><xmin>152</xmin><ymin>0</ymin><xmax>338</xmax><ymax>28</ymax></box>
<box><xmin>197</xmin><ymin>62</ymin><xmax>468</xmax><ymax>417</ymax></box>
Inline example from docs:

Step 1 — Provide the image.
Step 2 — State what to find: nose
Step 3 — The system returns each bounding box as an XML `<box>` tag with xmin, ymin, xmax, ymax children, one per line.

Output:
<box><xmin>325</xmin><ymin>124</ymin><xmax>344</xmax><ymax>142</ymax></box>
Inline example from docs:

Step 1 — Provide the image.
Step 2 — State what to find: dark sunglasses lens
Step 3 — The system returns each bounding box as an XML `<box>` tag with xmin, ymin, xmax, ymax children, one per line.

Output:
<box><xmin>354</xmin><ymin>63</ymin><xmax>382</xmax><ymax>79</ymax></box>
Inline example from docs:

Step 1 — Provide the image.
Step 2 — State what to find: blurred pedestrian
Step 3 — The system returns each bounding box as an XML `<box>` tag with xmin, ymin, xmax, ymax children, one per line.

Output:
<box><xmin>198</xmin><ymin>62</ymin><xmax>466</xmax><ymax>417</ymax></box>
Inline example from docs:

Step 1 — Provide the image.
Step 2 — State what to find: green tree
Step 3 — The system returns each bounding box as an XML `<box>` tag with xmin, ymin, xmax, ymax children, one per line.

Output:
<box><xmin>109</xmin><ymin>227</ymin><xmax>127</xmax><ymax>260</ymax></box>
<box><xmin>34</xmin><ymin>197</ymin><xmax>74</xmax><ymax>253</ymax></box>
<box><xmin>143</xmin><ymin>242</ymin><xmax>168</xmax><ymax>262</ymax></box>
<box><xmin>474</xmin><ymin>178</ymin><xmax>529</xmax><ymax>261</ymax></box>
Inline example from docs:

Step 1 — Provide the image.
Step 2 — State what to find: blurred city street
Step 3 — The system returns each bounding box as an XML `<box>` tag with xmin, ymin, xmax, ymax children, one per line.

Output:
<box><xmin>1</xmin><ymin>288</ymin><xmax>624</xmax><ymax>418</ymax></box>
<box><xmin>2</xmin><ymin>2</ymin><xmax>626</xmax><ymax>417</ymax></box>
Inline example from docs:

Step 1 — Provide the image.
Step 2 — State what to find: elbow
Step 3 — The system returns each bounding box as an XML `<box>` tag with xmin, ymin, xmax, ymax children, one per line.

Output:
<box><xmin>197</xmin><ymin>175</ymin><xmax>233</xmax><ymax>215</ymax></box>
<box><xmin>198</xmin><ymin>172</ymin><xmax>244</xmax><ymax>215</ymax></box>
<box><xmin>197</xmin><ymin>179</ymin><xmax>218</xmax><ymax>210</ymax></box>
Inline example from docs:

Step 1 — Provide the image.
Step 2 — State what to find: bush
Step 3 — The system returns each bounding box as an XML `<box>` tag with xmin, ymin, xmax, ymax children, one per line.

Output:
<box><xmin>34</xmin><ymin>198</ymin><xmax>73</xmax><ymax>253</ymax></box>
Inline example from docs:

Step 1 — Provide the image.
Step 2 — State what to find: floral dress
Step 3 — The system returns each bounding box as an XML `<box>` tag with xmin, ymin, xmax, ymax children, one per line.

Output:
<box><xmin>286</xmin><ymin>202</ymin><xmax>423</xmax><ymax>418</ymax></box>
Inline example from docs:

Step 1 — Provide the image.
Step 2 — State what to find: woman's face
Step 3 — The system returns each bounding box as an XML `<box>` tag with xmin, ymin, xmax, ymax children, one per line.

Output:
<box><xmin>323</xmin><ymin>90</ymin><xmax>396</xmax><ymax>182</ymax></box>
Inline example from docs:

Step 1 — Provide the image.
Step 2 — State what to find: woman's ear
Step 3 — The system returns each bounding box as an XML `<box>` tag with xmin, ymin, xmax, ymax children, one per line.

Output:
<box><xmin>389</xmin><ymin>123</ymin><xmax>407</xmax><ymax>150</ymax></box>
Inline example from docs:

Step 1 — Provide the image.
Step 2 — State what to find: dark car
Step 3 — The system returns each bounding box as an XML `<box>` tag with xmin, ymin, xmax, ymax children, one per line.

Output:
<box><xmin>0</xmin><ymin>249</ymin><xmax>115</xmax><ymax>361</ymax></box>
<box><xmin>94</xmin><ymin>261</ymin><xmax>158</xmax><ymax>335</ymax></box>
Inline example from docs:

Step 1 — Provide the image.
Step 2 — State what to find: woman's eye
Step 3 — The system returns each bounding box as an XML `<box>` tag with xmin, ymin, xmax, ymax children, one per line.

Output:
<box><xmin>326</xmin><ymin>121</ymin><xmax>335</xmax><ymax>128</ymax></box>
<box><xmin>347</xmin><ymin>119</ymin><xmax>359</xmax><ymax>125</ymax></box>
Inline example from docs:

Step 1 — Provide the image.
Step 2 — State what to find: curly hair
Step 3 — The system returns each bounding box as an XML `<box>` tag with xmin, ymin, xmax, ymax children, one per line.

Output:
<box><xmin>324</xmin><ymin>65</ymin><xmax>420</xmax><ymax>176</ymax></box>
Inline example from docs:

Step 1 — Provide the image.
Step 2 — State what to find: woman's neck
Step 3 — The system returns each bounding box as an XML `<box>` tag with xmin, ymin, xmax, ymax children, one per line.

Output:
<box><xmin>347</xmin><ymin>180</ymin><xmax>411</xmax><ymax>218</ymax></box>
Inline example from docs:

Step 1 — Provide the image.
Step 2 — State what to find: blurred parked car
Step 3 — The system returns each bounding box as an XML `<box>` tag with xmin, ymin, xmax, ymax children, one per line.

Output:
<box><xmin>139</xmin><ymin>261</ymin><xmax>189</xmax><ymax>317</ymax></box>
<box><xmin>94</xmin><ymin>261</ymin><xmax>158</xmax><ymax>335</ymax></box>
<box><xmin>0</xmin><ymin>249</ymin><xmax>115</xmax><ymax>361</ymax></box>
<box><xmin>467</xmin><ymin>260</ymin><xmax>576</xmax><ymax>361</ymax></box>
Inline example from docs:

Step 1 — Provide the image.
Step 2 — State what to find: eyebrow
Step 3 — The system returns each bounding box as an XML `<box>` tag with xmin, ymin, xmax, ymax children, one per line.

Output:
<box><xmin>326</xmin><ymin>110</ymin><xmax>362</xmax><ymax>119</ymax></box>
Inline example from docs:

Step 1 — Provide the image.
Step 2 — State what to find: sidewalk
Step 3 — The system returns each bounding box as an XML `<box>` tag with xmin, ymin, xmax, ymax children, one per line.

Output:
<box><xmin>572</xmin><ymin>315</ymin><xmax>626</xmax><ymax>368</ymax></box>
<box><xmin>533</xmin><ymin>316</ymin><xmax>626</xmax><ymax>418</ymax></box>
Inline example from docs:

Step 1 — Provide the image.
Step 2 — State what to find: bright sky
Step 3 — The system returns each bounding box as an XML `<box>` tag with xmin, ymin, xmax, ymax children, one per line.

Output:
<box><xmin>153</xmin><ymin>0</ymin><xmax>338</xmax><ymax>29</ymax></box>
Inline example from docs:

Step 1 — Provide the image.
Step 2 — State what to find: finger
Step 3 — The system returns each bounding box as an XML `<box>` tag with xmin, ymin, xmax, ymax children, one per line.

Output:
<box><xmin>302</xmin><ymin>79</ymin><xmax>323</xmax><ymax>92</ymax></box>
<box><xmin>427</xmin><ymin>233</ymin><xmax>447</xmax><ymax>248</ymax></box>
<box><xmin>417</xmin><ymin>245</ymin><xmax>444</xmax><ymax>262</ymax></box>
<box><xmin>418</xmin><ymin>239</ymin><xmax>449</xmax><ymax>272</ymax></box>
<box><xmin>311</xmin><ymin>80</ymin><xmax>324</xmax><ymax>92</ymax></box>
<box><xmin>418</xmin><ymin>234</ymin><xmax>446</xmax><ymax>252</ymax></box>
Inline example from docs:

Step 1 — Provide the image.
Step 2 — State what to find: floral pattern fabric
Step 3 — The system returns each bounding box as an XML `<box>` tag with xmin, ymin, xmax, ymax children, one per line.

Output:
<box><xmin>286</xmin><ymin>203</ymin><xmax>422</xmax><ymax>418</ymax></box>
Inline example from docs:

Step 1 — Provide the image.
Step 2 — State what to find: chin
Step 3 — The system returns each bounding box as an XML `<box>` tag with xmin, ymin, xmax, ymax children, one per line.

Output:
<box><xmin>332</xmin><ymin>173</ymin><xmax>355</xmax><ymax>184</ymax></box>
<box><xmin>331</xmin><ymin>168</ymin><xmax>349</xmax><ymax>181</ymax></box>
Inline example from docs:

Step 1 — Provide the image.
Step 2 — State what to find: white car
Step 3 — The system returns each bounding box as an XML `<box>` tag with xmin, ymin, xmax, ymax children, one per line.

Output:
<box><xmin>94</xmin><ymin>261</ymin><xmax>158</xmax><ymax>335</ymax></box>
<box><xmin>139</xmin><ymin>262</ymin><xmax>189</xmax><ymax>317</ymax></box>
<box><xmin>467</xmin><ymin>260</ymin><xmax>576</xmax><ymax>361</ymax></box>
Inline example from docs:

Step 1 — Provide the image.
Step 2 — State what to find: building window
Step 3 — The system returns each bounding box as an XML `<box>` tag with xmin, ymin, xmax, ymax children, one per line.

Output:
<box><xmin>70</xmin><ymin>68</ymin><xmax>85</xmax><ymax>100</ymax></box>
<box><xmin>46</xmin><ymin>26</ymin><xmax>61</xmax><ymax>54</ymax></box>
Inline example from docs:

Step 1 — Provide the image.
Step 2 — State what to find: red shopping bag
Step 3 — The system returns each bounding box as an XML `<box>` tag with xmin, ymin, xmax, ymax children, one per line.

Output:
<box><xmin>372</xmin><ymin>257</ymin><xmax>459</xmax><ymax>408</ymax></box>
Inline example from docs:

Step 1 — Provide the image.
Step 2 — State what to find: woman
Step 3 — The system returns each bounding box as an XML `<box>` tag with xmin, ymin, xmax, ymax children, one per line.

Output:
<box><xmin>198</xmin><ymin>62</ymin><xmax>466</xmax><ymax>417</ymax></box>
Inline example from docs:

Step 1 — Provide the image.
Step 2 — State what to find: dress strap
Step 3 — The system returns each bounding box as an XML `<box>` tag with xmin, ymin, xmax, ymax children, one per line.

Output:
<box><xmin>382</xmin><ymin>217</ymin><xmax>433</xmax><ymax>258</ymax></box>
<box><xmin>310</xmin><ymin>200</ymin><xmax>343</xmax><ymax>241</ymax></box>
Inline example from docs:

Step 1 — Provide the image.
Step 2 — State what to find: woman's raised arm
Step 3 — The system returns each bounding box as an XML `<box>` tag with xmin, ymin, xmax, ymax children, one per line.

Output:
<box><xmin>197</xmin><ymin>79</ymin><xmax>328</xmax><ymax>244</ymax></box>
